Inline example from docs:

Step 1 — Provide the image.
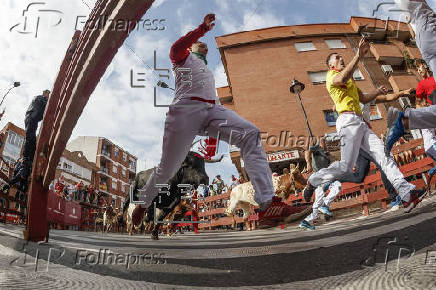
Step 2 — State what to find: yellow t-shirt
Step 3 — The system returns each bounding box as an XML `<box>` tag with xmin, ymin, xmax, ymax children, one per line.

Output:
<box><xmin>326</xmin><ymin>69</ymin><xmax>362</xmax><ymax>115</ymax></box>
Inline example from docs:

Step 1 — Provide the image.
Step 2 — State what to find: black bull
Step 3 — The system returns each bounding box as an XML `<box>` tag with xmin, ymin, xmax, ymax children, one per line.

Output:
<box><xmin>122</xmin><ymin>151</ymin><xmax>216</xmax><ymax>232</ymax></box>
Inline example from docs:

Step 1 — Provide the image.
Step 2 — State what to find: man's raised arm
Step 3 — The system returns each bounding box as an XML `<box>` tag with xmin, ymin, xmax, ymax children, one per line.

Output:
<box><xmin>169</xmin><ymin>14</ymin><xmax>215</xmax><ymax>64</ymax></box>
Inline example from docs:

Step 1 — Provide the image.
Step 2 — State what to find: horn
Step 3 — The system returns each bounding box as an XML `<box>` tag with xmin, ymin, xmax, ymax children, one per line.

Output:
<box><xmin>204</xmin><ymin>154</ymin><xmax>225</xmax><ymax>163</ymax></box>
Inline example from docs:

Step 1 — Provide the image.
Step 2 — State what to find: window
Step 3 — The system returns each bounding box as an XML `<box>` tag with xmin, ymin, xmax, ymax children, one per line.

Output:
<box><xmin>113</xmin><ymin>165</ymin><xmax>118</xmax><ymax>174</ymax></box>
<box><xmin>3</xmin><ymin>131</ymin><xmax>24</xmax><ymax>161</ymax></box>
<box><xmin>323</xmin><ymin>110</ymin><xmax>339</xmax><ymax>126</ymax></box>
<box><xmin>122</xmin><ymin>168</ymin><xmax>126</xmax><ymax>178</ymax></box>
<box><xmin>129</xmin><ymin>160</ymin><xmax>136</xmax><ymax>171</ymax></box>
<box><xmin>353</xmin><ymin>69</ymin><xmax>364</xmax><ymax>81</ymax></box>
<box><xmin>123</xmin><ymin>152</ymin><xmax>127</xmax><ymax>162</ymax></box>
<box><xmin>325</xmin><ymin>39</ymin><xmax>346</xmax><ymax>49</ymax></box>
<box><xmin>114</xmin><ymin>148</ymin><xmax>119</xmax><ymax>157</ymax></box>
<box><xmin>112</xmin><ymin>180</ymin><xmax>117</xmax><ymax>190</ymax></box>
<box><xmin>294</xmin><ymin>42</ymin><xmax>316</xmax><ymax>52</ymax></box>
<box><xmin>369</xmin><ymin>104</ymin><xmax>382</xmax><ymax>121</ymax></box>
<box><xmin>308</xmin><ymin>71</ymin><xmax>327</xmax><ymax>84</ymax></box>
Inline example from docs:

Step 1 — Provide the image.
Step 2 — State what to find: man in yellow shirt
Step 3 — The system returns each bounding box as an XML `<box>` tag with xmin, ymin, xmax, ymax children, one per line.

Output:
<box><xmin>303</xmin><ymin>37</ymin><xmax>426</xmax><ymax>214</ymax></box>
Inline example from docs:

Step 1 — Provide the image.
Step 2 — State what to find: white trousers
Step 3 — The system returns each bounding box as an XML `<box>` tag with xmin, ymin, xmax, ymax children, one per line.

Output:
<box><xmin>137</xmin><ymin>99</ymin><xmax>274</xmax><ymax>207</ymax></box>
<box><xmin>405</xmin><ymin>105</ymin><xmax>436</xmax><ymax>129</ymax></box>
<box><xmin>304</xmin><ymin>181</ymin><xmax>341</xmax><ymax>223</ymax></box>
<box><xmin>308</xmin><ymin>114</ymin><xmax>415</xmax><ymax>201</ymax></box>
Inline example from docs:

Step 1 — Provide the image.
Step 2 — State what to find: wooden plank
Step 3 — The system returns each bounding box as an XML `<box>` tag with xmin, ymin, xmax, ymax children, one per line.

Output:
<box><xmin>198</xmin><ymin>207</ymin><xmax>226</xmax><ymax>217</ymax></box>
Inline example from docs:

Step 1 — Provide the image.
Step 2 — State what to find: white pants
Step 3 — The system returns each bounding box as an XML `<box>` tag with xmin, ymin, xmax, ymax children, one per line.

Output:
<box><xmin>137</xmin><ymin>99</ymin><xmax>274</xmax><ymax>207</ymax></box>
<box><xmin>305</xmin><ymin>181</ymin><xmax>341</xmax><ymax>223</ymax></box>
<box><xmin>405</xmin><ymin>105</ymin><xmax>436</xmax><ymax>129</ymax></box>
<box><xmin>308</xmin><ymin>114</ymin><xmax>415</xmax><ymax>201</ymax></box>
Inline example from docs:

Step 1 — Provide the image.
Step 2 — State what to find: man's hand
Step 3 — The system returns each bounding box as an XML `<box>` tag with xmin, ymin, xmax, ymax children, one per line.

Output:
<box><xmin>403</xmin><ymin>88</ymin><xmax>414</xmax><ymax>95</ymax></box>
<box><xmin>203</xmin><ymin>14</ymin><xmax>215</xmax><ymax>31</ymax></box>
<box><xmin>357</xmin><ymin>37</ymin><xmax>369</xmax><ymax>59</ymax></box>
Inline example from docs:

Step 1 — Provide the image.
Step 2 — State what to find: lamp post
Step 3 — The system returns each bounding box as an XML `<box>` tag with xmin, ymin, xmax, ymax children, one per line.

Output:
<box><xmin>157</xmin><ymin>80</ymin><xmax>174</xmax><ymax>91</ymax></box>
<box><xmin>290</xmin><ymin>79</ymin><xmax>314</xmax><ymax>140</ymax></box>
<box><xmin>0</xmin><ymin>82</ymin><xmax>20</xmax><ymax>107</ymax></box>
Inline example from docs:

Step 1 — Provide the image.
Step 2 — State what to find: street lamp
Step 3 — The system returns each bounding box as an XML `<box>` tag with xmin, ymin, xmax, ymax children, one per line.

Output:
<box><xmin>290</xmin><ymin>79</ymin><xmax>314</xmax><ymax>139</ymax></box>
<box><xmin>157</xmin><ymin>80</ymin><xmax>174</xmax><ymax>91</ymax></box>
<box><xmin>0</xmin><ymin>82</ymin><xmax>20</xmax><ymax>107</ymax></box>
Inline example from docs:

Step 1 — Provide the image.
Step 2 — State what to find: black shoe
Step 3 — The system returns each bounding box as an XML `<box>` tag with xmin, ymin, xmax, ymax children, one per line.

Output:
<box><xmin>303</xmin><ymin>182</ymin><xmax>315</xmax><ymax>202</ymax></box>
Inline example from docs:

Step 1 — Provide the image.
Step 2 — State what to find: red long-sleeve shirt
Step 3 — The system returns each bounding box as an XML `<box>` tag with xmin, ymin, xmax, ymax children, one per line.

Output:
<box><xmin>416</xmin><ymin>76</ymin><xmax>436</xmax><ymax>105</ymax></box>
<box><xmin>170</xmin><ymin>23</ymin><xmax>209</xmax><ymax>64</ymax></box>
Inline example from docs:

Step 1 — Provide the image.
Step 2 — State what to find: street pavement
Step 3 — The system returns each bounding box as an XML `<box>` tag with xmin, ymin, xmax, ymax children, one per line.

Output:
<box><xmin>0</xmin><ymin>194</ymin><xmax>436</xmax><ymax>289</ymax></box>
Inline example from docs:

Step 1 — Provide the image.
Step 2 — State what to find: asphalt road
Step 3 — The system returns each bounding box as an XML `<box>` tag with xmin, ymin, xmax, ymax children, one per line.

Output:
<box><xmin>0</xmin><ymin>194</ymin><xmax>436</xmax><ymax>289</ymax></box>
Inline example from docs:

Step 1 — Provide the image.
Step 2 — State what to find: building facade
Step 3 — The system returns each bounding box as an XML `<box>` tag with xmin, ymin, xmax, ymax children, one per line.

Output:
<box><xmin>66</xmin><ymin>136</ymin><xmax>137</xmax><ymax>208</ymax></box>
<box><xmin>55</xmin><ymin>149</ymin><xmax>98</xmax><ymax>196</ymax></box>
<box><xmin>0</xmin><ymin>122</ymin><xmax>25</xmax><ymax>180</ymax></box>
<box><xmin>215</xmin><ymin>17</ymin><xmax>423</xmax><ymax>175</ymax></box>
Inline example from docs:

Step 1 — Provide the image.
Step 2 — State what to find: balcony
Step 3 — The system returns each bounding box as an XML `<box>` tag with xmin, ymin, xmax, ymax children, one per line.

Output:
<box><xmin>101</xmin><ymin>149</ymin><xmax>111</xmax><ymax>158</ymax></box>
<box><xmin>370</xmin><ymin>43</ymin><xmax>404</xmax><ymax>66</ymax></box>
<box><xmin>388</xmin><ymin>74</ymin><xmax>419</xmax><ymax>92</ymax></box>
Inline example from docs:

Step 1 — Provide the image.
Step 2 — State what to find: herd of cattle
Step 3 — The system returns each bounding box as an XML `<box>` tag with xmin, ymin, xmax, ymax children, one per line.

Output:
<box><xmin>95</xmin><ymin>151</ymin><xmax>310</xmax><ymax>239</ymax></box>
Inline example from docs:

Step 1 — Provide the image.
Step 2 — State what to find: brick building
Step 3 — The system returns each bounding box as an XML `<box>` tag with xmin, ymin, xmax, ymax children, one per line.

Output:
<box><xmin>66</xmin><ymin>136</ymin><xmax>137</xmax><ymax>208</ymax></box>
<box><xmin>215</xmin><ymin>17</ymin><xmax>423</xmax><ymax>175</ymax></box>
<box><xmin>55</xmin><ymin>149</ymin><xmax>98</xmax><ymax>197</ymax></box>
<box><xmin>0</xmin><ymin>122</ymin><xmax>25</xmax><ymax>180</ymax></box>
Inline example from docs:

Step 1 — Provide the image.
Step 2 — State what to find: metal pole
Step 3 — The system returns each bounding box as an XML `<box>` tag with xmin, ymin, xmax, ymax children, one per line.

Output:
<box><xmin>0</xmin><ymin>86</ymin><xmax>14</xmax><ymax>108</ymax></box>
<box><xmin>296</xmin><ymin>91</ymin><xmax>314</xmax><ymax>139</ymax></box>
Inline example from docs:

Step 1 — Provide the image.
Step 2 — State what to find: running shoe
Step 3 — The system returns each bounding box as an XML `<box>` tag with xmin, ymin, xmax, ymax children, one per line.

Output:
<box><xmin>389</xmin><ymin>195</ymin><xmax>402</xmax><ymax>212</ymax></box>
<box><xmin>385</xmin><ymin>107</ymin><xmax>405</xmax><ymax>156</ymax></box>
<box><xmin>257</xmin><ymin>196</ymin><xmax>300</xmax><ymax>225</ymax></box>
<box><xmin>299</xmin><ymin>220</ymin><xmax>315</xmax><ymax>230</ymax></box>
<box><xmin>403</xmin><ymin>189</ymin><xmax>427</xmax><ymax>213</ymax></box>
<box><xmin>319</xmin><ymin>205</ymin><xmax>333</xmax><ymax>216</ymax></box>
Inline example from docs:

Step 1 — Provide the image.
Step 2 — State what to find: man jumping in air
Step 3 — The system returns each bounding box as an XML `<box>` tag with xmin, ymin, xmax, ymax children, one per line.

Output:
<box><xmin>303</xmin><ymin>37</ymin><xmax>426</xmax><ymax>214</ymax></box>
<box><xmin>132</xmin><ymin>14</ymin><xmax>293</xmax><ymax>226</ymax></box>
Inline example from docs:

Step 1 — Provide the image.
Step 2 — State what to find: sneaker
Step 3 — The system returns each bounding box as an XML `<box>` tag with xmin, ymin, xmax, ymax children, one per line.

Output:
<box><xmin>403</xmin><ymin>189</ymin><xmax>427</xmax><ymax>213</ymax></box>
<box><xmin>257</xmin><ymin>196</ymin><xmax>299</xmax><ymax>223</ymax></box>
<box><xmin>389</xmin><ymin>196</ymin><xmax>402</xmax><ymax>212</ymax></box>
<box><xmin>385</xmin><ymin>107</ymin><xmax>405</xmax><ymax>156</ymax></box>
<box><xmin>299</xmin><ymin>220</ymin><xmax>315</xmax><ymax>230</ymax></box>
<box><xmin>303</xmin><ymin>182</ymin><xmax>315</xmax><ymax>202</ymax></box>
<box><xmin>319</xmin><ymin>205</ymin><xmax>333</xmax><ymax>216</ymax></box>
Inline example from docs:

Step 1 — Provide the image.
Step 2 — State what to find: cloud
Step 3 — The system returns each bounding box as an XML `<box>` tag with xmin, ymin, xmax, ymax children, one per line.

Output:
<box><xmin>214</xmin><ymin>63</ymin><xmax>228</xmax><ymax>88</ymax></box>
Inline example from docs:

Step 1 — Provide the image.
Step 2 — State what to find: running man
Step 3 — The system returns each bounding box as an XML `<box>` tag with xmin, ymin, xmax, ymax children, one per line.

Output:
<box><xmin>300</xmin><ymin>181</ymin><xmax>341</xmax><ymax>230</ymax></box>
<box><xmin>132</xmin><ymin>14</ymin><xmax>294</xmax><ymax>225</ymax></box>
<box><xmin>303</xmin><ymin>37</ymin><xmax>426</xmax><ymax>214</ymax></box>
<box><xmin>385</xmin><ymin>0</ymin><xmax>436</xmax><ymax>151</ymax></box>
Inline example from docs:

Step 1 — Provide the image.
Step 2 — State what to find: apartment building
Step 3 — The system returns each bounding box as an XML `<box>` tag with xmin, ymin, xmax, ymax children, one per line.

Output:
<box><xmin>215</xmin><ymin>17</ymin><xmax>422</xmax><ymax>175</ymax></box>
<box><xmin>0</xmin><ymin>122</ymin><xmax>25</xmax><ymax>180</ymax></box>
<box><xmin>66</xmin><ymin>136</ymin><xmax>137</xmax><ymax>208</ymax></box>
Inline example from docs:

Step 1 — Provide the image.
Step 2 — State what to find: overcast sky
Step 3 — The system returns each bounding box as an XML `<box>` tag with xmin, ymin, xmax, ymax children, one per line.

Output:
<box><xmin>1</xmin><ymin>0</ymin><xmax>435</xmax><ymax>185</ymax></box>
